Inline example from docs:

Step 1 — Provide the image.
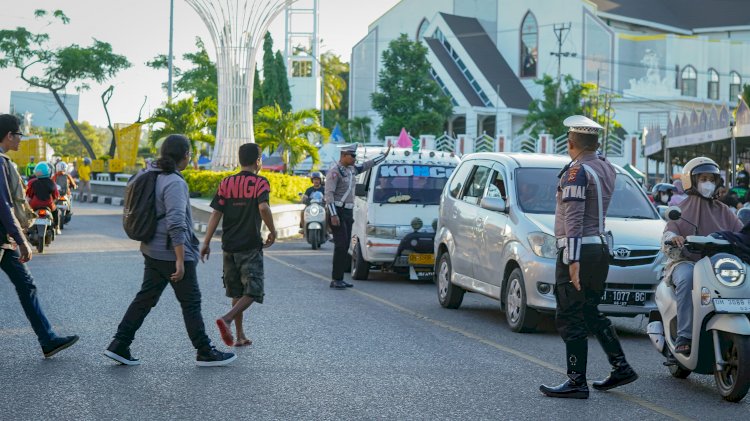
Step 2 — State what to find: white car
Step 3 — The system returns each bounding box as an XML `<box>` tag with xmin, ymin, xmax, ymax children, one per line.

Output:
<box><xmin>350</xmin><ymin>148</ymin><xmax>460</xmax><ymax>281</ymax></box>
<box><xmin>434</xmin><ymin>153</ymin><xmax>665</xmax><ymax>332</ymax></box>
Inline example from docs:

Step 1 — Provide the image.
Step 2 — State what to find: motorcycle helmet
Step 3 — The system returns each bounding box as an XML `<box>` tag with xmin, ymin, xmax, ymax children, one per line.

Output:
<box><xmin>738</xmin><ymin>207</ymin><xmax>750</xmax><ymax>225</ymax></box>
<box><xmin>55</xmin><ymin>161</ymin><xmax>68</xmax><ymax>173</ymax></box>
<box><xmin>737</xmin><ymin>170</ymin><xmax>750</xmax><ymax>187</ymax></box>
<box><xmin>34</xmin><ymin>162</ymin><xmax>52</xmax><ymax>179</ymax></box>
<box><xmin>682</xmin><ymin>157</ymin><xmax>720</xmax><ymax>193</ymax></box>
<box><xmin>310</xmin><ymin>171</ymin><xmax>322</xmax><ymax>181</ymax></box>
<box><xmin>83</xmin><ymin>157</ymin><xmax>92</xmax><ymax>165</ymax></box>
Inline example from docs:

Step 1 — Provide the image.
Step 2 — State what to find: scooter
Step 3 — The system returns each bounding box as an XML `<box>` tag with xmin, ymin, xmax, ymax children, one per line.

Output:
<box><xmin>27</xmin><ymin>208</ymin><xmax>55</xmax><ymax>253</ymax></box>
<box><xmin>56</xmin><ymin>195</ymin><xmax>72</xmax><ymax>230</ymax></box>
<box><xmin>303</xmin><ymin>191</ymin><xmax>327</xmax><ymax>250</ymax></box>
<box><xmin>647</xmin><ymin>206</ymin><xmax>750</xmax><ymax>402</ymax></box>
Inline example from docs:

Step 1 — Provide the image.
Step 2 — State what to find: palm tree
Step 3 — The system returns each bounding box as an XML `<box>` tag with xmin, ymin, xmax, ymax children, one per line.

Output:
<box><xmin>145</xmin><ymin>96</ymin><xmax>217</xmax><ymax>165</ymax></box>
<box><xmin>321</xmin><ymin>52</ymin><xmax>348</xmax><ymax>111</ymax></box>
<box><xmin>254</xmin><ymin>104</ymin><xmax>330</xmax><ymax>174</ymax></box>
<box><xmin>349</xmin><ymin>116</ymin><xmax>372</xmax><ymax>141</ymax></box>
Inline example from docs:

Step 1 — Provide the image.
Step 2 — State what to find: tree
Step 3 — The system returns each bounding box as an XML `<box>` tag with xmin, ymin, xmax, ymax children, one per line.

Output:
<box><xmin>321</xmin><ymin>52</ymin><xmax>348</xmax><ymax>112</ymax></box>
<box><xmin>743</xmin><ymin>84</ymin><xmax>750</xmax><ymax>106</ymax></box>
<box><xmin>253</xmin><ymin>64</ymin><xmax>264</xmax><ymax>114</ymax></box>
<box><xmin>145</xmin><ymin>97</ymin><xmax>217</xmax><ymax>165</ymax></box>
<box><xmin>0</xmin><ymin>9</ymin><xmax>131</xmax><ymax>159</ymax></box>
<box><xmin>349</xmin><ymin>116</ymin><xmax>372</xmax><ymax>142</ymax></box>
<box><xmin>260</xmin><ymin>32</ymin><xmax>278</xmax><ymax>109</ymax></box>
<box><xmin>371</xmin><ymin>33</ymin><xmax>453</xmax><ymax>138</ymax></box>
<box><xmin>45</xmin><ymin>121</ymin><xmax>111</xmax><ymax>158</ymax></box>
<box><xmin>147</xmin><ymin>37</ymin><xmax>217</xmax><ymax>102</ymax></box>
<box><xmin>274</xmin><ymin>51</ymin><xmax>292</xmax><ymax>112</ymax></box>
<box><xmin>254</xmin><ymin>105</ymin><xmax>330</xmax><ymax>173</ymax></box>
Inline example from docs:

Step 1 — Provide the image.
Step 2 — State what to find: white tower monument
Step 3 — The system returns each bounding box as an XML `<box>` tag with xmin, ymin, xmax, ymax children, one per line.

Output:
<box><xmin>185</xmin><ymin>0</ymin><xmax>296</xmax><ymax>169</ymax></box>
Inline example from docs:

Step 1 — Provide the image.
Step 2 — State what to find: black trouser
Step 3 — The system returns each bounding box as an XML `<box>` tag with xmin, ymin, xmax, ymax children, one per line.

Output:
<box><xmin>554</xmin><ymin>244</ymin><xmax>611</xmax><ymax>342</ymax></box>
<box><xmin>113</xmin><ymin>256</ymin><xmax>211</xmax><ymax>350</ymax></box>
<box><xmin>331</xmin><ymin>207</ymin><xmax>353</xmax><ymax>281</ymax></box>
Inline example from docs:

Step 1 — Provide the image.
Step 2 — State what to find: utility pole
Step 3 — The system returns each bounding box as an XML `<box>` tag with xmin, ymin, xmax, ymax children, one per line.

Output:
<box><xmin>167</xmin><ymin>0</ymin><xmax>175</xmax><ymax>103</ymax></box>
<box><xmin>550</xmin><ymin>23</ymin><xmax>576</xmax><ymax>107</ymax></box>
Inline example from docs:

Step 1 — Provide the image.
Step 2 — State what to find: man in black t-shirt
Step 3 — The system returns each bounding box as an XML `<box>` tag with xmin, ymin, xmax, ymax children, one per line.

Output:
<box><xmin>200</xmin><ymin>143</ymin><xmax>277</xmax><ymax>347</ymax></box>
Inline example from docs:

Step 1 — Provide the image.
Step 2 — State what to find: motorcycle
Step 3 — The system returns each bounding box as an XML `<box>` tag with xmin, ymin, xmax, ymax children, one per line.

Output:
<box><xmin>303</xmin><ymin>191</ymin><xmax>327</xmax><ymax>250</ymax></box>
<box><xmin>27</xmin><ymin>208</ymin><xmax>55</xmax><ymax>253</ymax></box>
<box><xmin>56</xmin><ymin>195</ymin><xmax>73</xmax><ymax>230</ymax></box>
<box><xmin>647</xmin><ymin>206</ymin><xmax>750</xmax><ymax>402</ymax></box>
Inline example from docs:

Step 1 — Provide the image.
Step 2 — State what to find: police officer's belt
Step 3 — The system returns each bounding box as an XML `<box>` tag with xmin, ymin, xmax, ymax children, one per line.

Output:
<box><xmin>334</xmin><ymin>201</ymin><xmax>354</xmax><ymax>209</ymax></box>
<box><xmin>556</xmin><ymin>236</ymin><xmax>604</xmax><ymax>248</ymax></box>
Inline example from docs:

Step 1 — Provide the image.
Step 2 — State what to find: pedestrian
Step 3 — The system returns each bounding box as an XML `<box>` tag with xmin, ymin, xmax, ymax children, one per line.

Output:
<box><xmin>78</xmin><ymin>157</ymin><xmax>92</xmax><ymax>201</ymax></box>
<box><xmin>200</xmin><ymin>143</ymin><xmax>277</xmax><ymax>347</ymax></box>
<box><xmin>324</xmin><ymin>143</ymin><xmax>390</xmax><ymax>289</ymax></box>
<box><xmin>0</xmin><ymin>114</ymin><xmax>79</xmax><ymax>358</ymax></box>
<box><xmin>540</xmin><ymin>115</ymin><xmax>638</xmax><ymax>399</ymax></box>
<box><xmin>104</xmin><ymin>134</ymin><xmax>236</xmax><ymax>367</ymax></box>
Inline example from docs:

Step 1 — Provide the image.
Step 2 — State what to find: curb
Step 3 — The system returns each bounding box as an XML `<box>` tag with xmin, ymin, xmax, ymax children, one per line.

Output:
<box><xmin>73</xmin><ymin>192</ymin><xmax>124</xmax><ymax>207</ymax></box>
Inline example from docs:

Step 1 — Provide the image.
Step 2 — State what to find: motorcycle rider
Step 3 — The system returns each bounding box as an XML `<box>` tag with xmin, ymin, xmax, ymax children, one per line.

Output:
<box><xmin>653</xmin><ymin>183</ymin><xmax>677</xmax><ymax>206</ymax></box>
<box><xmin>300</xmin><ymin>172</ymin><xmax>325</xmax><ymax>230</ymax></box>
<box><xmin>26</xmin><ymin>162</ymin><xmax>61</xmax><ymax>234</ymax></box>
<box><xmin>52</xmin><ymin>161</ymin><xmax>77</xmax><ymax>230</ymax></box>
<box><xmin>662</xmin><ymin>157</ymin><xmax>742</xmax><ymax>355</ymax></box>
<box><xmin>730</xmin><ymin>169</ymin><xmax>750</xmax><ymax>204</ymax></box>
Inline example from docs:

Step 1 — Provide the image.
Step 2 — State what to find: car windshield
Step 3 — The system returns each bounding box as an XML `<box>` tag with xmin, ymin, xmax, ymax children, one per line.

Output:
<box><xmin>515</xmin><ymin>168</ymin><xmax>658</xmax><ymax>219</ymax></box>
<box><xmin>372</xmin><ymin>164</ymin><xmax>454</xmax><ymax>205</ymax></box>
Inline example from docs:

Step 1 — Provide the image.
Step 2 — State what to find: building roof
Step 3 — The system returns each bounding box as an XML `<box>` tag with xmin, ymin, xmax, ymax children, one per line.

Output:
<box><xmin>439</xmin><ymin>13</ymin><xmax>533</xmax><ymax>110</ymax></box>
<box><xmin>424</xmin><ymin>38</ymin><xmax>485</xmax><ymax>107</ymax></box>
<box><xmin>590</xmin><ymin>0</ymin><xmax>750</xmax><ymax>31</ymax></box>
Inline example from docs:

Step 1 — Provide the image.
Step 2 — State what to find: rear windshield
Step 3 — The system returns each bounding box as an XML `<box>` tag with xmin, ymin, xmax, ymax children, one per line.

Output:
<box><xmin>372</xmin><ymin>164</ymin><xmax>454</xmax><ymax>205</ymax></box>
<box><xmin>515</xmin><ymin>168</ymin><xmax>658</xmax><ymax>219</ymax></box>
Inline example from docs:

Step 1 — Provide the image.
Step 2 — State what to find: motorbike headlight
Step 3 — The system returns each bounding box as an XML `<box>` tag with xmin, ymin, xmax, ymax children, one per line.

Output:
<box><xmin>713</xmin><ymin>256</ymin><xmax>746</xmax><ymax>287</ymax></box>
<box><xmin>367</xmin><ymin>224</ymin><xmax>397</xmax><ymax>239</ymax></box>
<box><xmin>528</xmin><ymin>232</ymin><xmax>558</xmax><ymax>259</ymax></box>
<box><xmin>309</xmin><ymin>206</ymin><xmax>320</xmax><ymax>216</ymax></box>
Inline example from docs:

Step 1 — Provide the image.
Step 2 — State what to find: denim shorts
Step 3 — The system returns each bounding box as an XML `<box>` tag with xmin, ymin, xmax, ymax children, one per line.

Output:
<box><xmin>222</xmin><ymin>249</ymin><xmax>264</xmax><ymax>302</ymax></box>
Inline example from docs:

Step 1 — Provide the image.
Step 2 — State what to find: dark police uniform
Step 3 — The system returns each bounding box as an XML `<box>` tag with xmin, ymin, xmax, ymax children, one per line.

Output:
<box><xmin>324</xmin><ymin>144</ymin><xmax>387</xmax><ymax>288</ymax></box>
<box><xmin>541</xmin><ymin>115</ymin><xmax>637</xmax><ymax>399</ymax></box>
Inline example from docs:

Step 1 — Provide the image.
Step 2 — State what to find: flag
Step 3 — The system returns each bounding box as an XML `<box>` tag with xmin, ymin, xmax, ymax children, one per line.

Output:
<box><xmin>330</xmin><ymin>123</ymin><xmax>345</xmax><ymax>143</ymax></box>
<box><xmin>396</xmin><ymin>128</ymin><xmax>411</xmax><ymax>148</ymax></box>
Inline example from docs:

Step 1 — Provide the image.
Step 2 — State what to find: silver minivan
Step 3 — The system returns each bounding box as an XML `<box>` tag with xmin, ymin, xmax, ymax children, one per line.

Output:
<box><xmin>434</xmin><ymin>153</ymin><xmax>665</xmax><ymax>332</ymax></box>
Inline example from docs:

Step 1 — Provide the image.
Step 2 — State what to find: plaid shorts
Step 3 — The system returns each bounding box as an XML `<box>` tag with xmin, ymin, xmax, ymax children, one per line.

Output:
<box><xmin>222</xmin><ymin>249</ymin><xmax>264</xmax><ymax>303</ymax></box>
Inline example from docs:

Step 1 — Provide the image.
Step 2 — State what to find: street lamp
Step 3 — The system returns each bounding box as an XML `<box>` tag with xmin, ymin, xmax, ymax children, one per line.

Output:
<box><xmin>641</xmin><ymin>127</ymin><xmax>649</xmax><ymax>188</ymax></box>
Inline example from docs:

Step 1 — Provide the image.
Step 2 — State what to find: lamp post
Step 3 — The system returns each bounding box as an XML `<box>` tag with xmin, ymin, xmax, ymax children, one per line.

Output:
<box><xmin>731</xmin><ymin>94</ymin><xmax>743</xmax><ymax>187</ymax></box>
<box><xmin>641</xmin><ymin>127</ymin><xmax>649</xmax><ymax>189</ymax></box>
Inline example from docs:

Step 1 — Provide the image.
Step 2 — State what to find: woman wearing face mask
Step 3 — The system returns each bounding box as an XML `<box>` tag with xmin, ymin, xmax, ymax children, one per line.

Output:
<box><xmin>662</xmin><ymin>157</ymin><xmax>742</xmax><ymax>356</ymax></box>
<box><xmin>653</xmin><ymin>183</ymin><xmax>676</xmax><ymax>206</ymax></box>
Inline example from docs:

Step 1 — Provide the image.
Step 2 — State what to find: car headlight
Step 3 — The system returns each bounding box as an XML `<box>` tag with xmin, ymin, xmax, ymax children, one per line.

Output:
<box><xmin>713</xmin><ymin>256</ymin><xmax>746</xmax><ymax>287</ymax></box>
<box><xmin>367</xmin><ymin>224</ymin><xmax>397</xmax><ymax>239</ymax></box>
<box><xmin>528</xmin><ymin>232</ymin><xmax>557</xmax><ymax>259</ymax></box>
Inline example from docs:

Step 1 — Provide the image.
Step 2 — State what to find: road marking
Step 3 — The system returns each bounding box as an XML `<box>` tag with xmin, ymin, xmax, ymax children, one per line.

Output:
<box><xmin>266</xmin><ymin>254</ymin><xmax>692</xmax><ymax>421</ymax></box>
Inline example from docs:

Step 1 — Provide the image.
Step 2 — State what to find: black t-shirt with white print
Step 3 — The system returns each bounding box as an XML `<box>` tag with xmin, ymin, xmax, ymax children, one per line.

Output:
<box><xmin>210</xmin><ymin>171</ymin><xmax>270</xmax><ymax>252</ymax></box>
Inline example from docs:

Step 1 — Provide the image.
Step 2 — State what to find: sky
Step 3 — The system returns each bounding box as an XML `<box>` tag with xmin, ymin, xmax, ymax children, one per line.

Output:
<box><xmin>0</xmin><ymin>0</ymin><xmax>400</xmax><ymax>127</ymax></box>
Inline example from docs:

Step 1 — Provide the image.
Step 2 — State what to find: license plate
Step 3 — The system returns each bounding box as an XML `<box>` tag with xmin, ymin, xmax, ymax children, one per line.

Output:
<box><xmin>58</xmin><ymin>205</ymin><xmax>68</xmax><ymax>210</ymax></box>
<box><xmin>408</xmin><ymin>253</ymin><xmax>434</xmax><ymax>265</ymax></box>
<box><xmin>600</xmin><ymin>290</ymin><xmax>648</xmax><ymax>307</ymax></box>
<box><xmin>35</xmin><ymin>219</ymin><xmax>52</xmax><ymax>226</ymax></box>
<box><xmin>415</xmin><ymin>270</ymin><xmax>434</xmax><ymax>280</ymax></box>
<box><xmin>713</xmin><ymin>298</ymin><xmax>750</xmax><ymax>313</ymax></box>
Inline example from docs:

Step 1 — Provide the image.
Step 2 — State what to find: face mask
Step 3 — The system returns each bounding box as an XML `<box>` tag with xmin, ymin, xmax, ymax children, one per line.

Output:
<box><xmin>698</xmin><ymin>182</ymin><xmax>716</xmax><ymax>198</ymax></box>
<box><xmin>660</xmin><ymin>193</ymin><xmax>669</xmax><ymax>202</ymax></box>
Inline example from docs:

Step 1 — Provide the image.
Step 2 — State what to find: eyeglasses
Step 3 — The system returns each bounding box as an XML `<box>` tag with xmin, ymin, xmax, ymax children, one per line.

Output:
<box><xmin>12</xmin><ymin>132</ymin><xmax>24</xmax><ymax>137</ymax></box>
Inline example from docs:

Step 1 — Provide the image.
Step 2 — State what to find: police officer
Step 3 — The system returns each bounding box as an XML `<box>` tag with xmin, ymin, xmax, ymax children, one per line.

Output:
<box><xmin>540</xmin><ymin>115</ymin><xmax>638</xmax><ymax>399</ymax></box>
<box><xmin>325</xmin><ymin>143</ymin><xmax>390</xmax><ymax>289</ymax></box>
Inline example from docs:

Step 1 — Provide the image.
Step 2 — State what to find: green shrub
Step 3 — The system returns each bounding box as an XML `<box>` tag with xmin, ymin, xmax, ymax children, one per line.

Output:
<box><xmin>183</xmin><ymin>169</ymin><xmax>311</xmax><ymax>204</ymax></box>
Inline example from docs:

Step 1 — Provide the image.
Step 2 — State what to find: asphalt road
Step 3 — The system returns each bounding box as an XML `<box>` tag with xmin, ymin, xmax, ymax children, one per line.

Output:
<box><xmin>0</xmin><ymin>203</ymin><xmax>748</xmax><ymax>420</ymax></box>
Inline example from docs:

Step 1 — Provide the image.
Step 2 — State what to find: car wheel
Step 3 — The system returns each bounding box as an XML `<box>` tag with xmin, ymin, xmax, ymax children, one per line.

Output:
<box><xmin>437</xmin><ymin>252</ymin><xmax>464</xmax><ymax>309</ymax></box>
<box><xmin>505</xmin><ymin>268</ymin><xmax>539</xmax><ymax>333</ymax></box>
<box><xmin>351</xmin><ymin>241</ymin><xmax>369</xmax><ymax>280</ymax></box>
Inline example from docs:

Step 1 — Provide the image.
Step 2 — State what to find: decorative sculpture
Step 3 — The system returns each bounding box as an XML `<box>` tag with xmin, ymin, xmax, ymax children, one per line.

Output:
<box><xmin>185</xmin><ymin>0</ymin><xmax>296</xmax><ymax>169</ymax></box>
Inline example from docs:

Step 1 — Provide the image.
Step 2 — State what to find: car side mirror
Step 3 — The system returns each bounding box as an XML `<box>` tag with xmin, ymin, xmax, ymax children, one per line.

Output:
<box><xmin>666</xmin><ymin>205</ymin><xmax>682</xmax><ymax>221</ymax></box>
<box><xmin>480</xmin><ymin>196</ymin><xmax>507</xmax><ymax>213</ymax></box>
<box><xmin>355</xmin><ymin>183</ymin><xmax>367</xmax><ymax>197</ymax></box>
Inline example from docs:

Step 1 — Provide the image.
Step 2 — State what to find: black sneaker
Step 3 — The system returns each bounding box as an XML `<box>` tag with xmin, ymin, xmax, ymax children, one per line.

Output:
<box><xmin>330</xmin><ymin>280</ymin><xmax>347</xmax><ymax>289</ymax></box>
<box><xmin>341</xmin><ymin>280</ymin><xmax>353</xmax><ymax>288</ymax></box>
<box><xmin>196</xmin><ymin>346</ymin><xmax>237</xmax><ymax>367</ymax></box>
<box><xmin>42</xmin><ymin>335</ymin><xmax>79</xmax><ymax>358</ymax></box>
<box><xmin>104</xmin><ymin>340</ymin><xmax>141</xmax><ymax>366</ymax></box>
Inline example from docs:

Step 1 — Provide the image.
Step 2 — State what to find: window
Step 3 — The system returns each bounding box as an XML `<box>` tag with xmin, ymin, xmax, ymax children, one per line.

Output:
<box><xmin>520</xmin><ymin>12</ymin><xmax>538</xmax><ymax>78</ymax></box>
<box><xmin>681</xmin><ymin>66</ymin><xmax>697</xmax><ymax>97</ymax></box>
<box><xmin>708</xmin><ymin>68</ymin><xmax>719</xmax><ymax>100</ymax></box>
<box><xmin>730</xmin><ymin>71</ymin><xmax>742</xmax><ymax>101</ymax></box>
<box><xmin>485</xmin><ymin>169</ymin><xmax>506</xmax><ymax>199</ymax></box>
<box><xmin>448</xmin><ymin>162</ymin><xmax>475</xmax><ymax>198</ymax></box>
<box><xmin>372</xmin><ymin>164</ymin><xmax>454</xmax><ymax>205</ymax></box>
<box><xmin>292</xmin><ymin>60</ymin><xmax>313</xmax><ymax>77</ymax></box>
<box><xmin>461</xmin><ymin>165</ymin><xmax>492</xmax><ymax>205</ymax></box>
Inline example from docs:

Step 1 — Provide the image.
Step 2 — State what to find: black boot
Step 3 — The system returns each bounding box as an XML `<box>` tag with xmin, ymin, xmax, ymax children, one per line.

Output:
<box><xmin>592</xmin><ymin>325</ymin><xmax>638</xmax><ymax>391</ymax></box>
<box><xmin>540</xmin><ymin>338</ymin><xmax>589</xmax><ymax>399</ymax></box>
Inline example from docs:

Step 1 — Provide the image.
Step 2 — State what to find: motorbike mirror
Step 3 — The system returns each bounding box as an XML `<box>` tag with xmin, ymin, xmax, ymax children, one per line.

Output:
<box><xmin>666</xmin><ymin>206</ymin><xmax>682</xmax><ymax>221</ymax></box>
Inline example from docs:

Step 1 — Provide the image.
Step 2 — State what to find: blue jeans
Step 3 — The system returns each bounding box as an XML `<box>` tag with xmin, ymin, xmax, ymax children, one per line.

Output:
<box><xmin>1</xmin><ymin>248</ymin><xmax>56</xmax><ymax>346</ymax></box>
<box><xmin>672</xmin><ymin>262</ymin><xmax>695</xmax><ymax>339</ymax></box>
<box><xmin>113</xmin><ymin>256</ymin><xmax>211</xmax><ymax>350</ymax></box>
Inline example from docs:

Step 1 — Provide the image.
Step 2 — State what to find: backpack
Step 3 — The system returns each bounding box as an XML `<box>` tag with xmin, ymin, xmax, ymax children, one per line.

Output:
<box><xmin>55</xmin><ymin>175</ymin><xmax>69</xmax><ymax>196</ymax></box>
<box><xmin>123</xmin><ymin>170</ymin><xmax>163</xmax><ymax>242</ymax></box>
